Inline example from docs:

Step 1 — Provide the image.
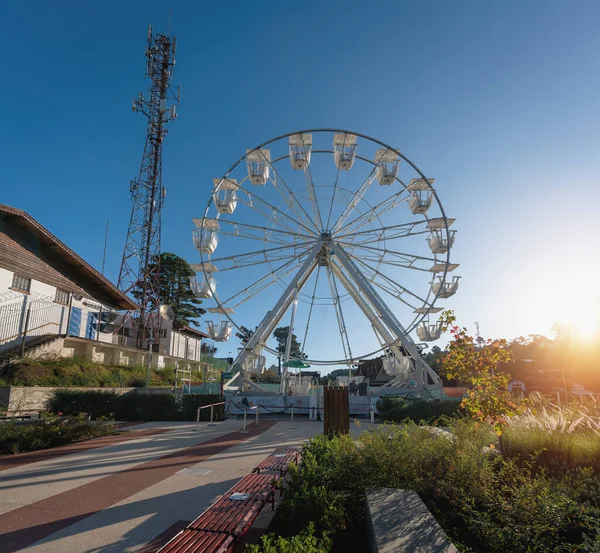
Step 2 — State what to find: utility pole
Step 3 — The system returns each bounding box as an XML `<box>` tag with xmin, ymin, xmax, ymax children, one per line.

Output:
<box><xmin>117</xmin><ymin>24</ymin><xmax>180</xmax><ymax>350</ymax></box>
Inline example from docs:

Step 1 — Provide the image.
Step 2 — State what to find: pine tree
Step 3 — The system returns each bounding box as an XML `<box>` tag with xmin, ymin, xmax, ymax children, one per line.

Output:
<box><xmin>134</xmin><ymin>252</ymin><xmax>206</xmax><ymax>326</ymax></box>
<box><xmin>273</xmin><ymin>326</ymin><xmax>307</xmax><ymax>359</ymax></box>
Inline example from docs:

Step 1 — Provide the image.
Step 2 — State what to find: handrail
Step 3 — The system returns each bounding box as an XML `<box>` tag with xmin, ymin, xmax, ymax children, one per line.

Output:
<box><xmin>193</xmin><ymin>401</ymin><xmax>226</xmax><ymax>431</ymax></box>
<box><xmin>0</xmin><ymin>322</ymin><xmax>60</xmax><ymax>346</ymax></box>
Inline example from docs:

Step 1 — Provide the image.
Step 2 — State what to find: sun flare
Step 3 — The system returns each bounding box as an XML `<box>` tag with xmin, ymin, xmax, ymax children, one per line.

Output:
<box><xmin>553</xmin><ymin>301</ymin><xmax>600</xmax><ymax>340</ymax></box>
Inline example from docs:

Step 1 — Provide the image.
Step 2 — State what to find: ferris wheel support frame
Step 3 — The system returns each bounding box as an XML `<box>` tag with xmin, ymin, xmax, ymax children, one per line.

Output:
<box><xmin>227</xmin><ymin>242</ymin><xmax>321</xmax><ymax>392</ymax></box>
<box><xmin>330</xmin><ymin>243</ymin><xmax>441</xmax><ymax>391</ymax></box>
<box><xmin>225</xmin><ymin>235</ymin><xmax>441</xmax><ymax>394</ymax></box>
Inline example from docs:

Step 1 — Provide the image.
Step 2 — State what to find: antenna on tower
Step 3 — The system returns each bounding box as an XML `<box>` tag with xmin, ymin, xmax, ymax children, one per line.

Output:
<box><xmin>101</xmin><ymin>219</ymin><xmax>109</xmax><ymax>276</ymax></box>
<box><xmin>474</xmin><ymin>321</ymin><xmax>483</xmax><ymax>348</ymax></box>
<box><xmin>117</xmin><ymin>23</ymin><xmax>180</xmax><ymax>349</ymax></box>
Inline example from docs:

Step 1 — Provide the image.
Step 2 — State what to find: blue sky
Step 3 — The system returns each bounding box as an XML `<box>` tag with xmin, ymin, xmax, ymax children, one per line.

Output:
<box><xmin>2</xmin><ymin>1</ymin><xmax>600</xmax><ymax>367</ymax></box>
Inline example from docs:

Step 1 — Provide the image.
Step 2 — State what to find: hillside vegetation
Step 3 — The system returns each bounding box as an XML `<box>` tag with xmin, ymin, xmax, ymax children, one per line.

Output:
<box><xmin>0</xmin><ymin>355</ymin><xmax>218</xmax><ymax>388</ymax></box>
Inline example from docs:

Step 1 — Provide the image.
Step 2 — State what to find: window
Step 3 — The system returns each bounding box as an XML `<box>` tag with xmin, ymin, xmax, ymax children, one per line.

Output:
<box><xmin>55</xmin><ymin>288</ymin><xmax>70</xmax><ymax>305</ymax></box>
<box><xmin>11</xmin><ymin>274</ymin><xmax>31</xmax><ymax>293</ymax></box>
<box><xmin>160</xmin><ymin>329</ymin><xmax>167</xmax><ymax>338</ymax></box>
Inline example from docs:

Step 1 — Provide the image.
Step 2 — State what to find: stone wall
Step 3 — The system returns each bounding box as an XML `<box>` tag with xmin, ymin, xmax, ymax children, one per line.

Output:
<box><xmin>0</xmin><ymin>386</ymin><xmax>176</xmax><ymax>413</ymax></box>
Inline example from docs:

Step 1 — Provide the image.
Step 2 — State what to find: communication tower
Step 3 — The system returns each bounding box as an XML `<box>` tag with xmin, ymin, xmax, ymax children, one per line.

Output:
<box><xmin>118</xmin><ymin>25</ymin><xmax>180</xmax><ymax>349</ymax></box>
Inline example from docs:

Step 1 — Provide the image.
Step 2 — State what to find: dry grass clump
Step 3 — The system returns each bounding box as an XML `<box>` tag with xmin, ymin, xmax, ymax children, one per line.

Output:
<box><xmin>504</xmin><ymin>404</ymin><xmax>600</xmax><ymax>471</ymax></box>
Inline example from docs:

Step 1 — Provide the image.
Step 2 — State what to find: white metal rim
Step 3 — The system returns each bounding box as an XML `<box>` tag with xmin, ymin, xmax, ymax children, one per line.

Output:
<box><xmin>197</xmin><ymin>129</ymin><xmax>455</xmax><ymax>365</ymax></box>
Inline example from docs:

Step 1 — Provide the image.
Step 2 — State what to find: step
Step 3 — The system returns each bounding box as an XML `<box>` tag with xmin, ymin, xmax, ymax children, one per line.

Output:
<box><xmin>366</xmin><ymin>489</ymin><xmax>457</xmax><ymax>553</ymax></box>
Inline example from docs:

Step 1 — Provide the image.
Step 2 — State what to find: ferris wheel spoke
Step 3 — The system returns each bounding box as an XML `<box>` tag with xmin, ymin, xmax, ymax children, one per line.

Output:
<box><xmin>337</xmin><ymin>241</ymin><xmax>438</xmax><ymax>264</ymax></box>
<box><xmin>233</xmin><ymin>179</ymin><xmax>317</xmax><ymax>236</ymax></box>
<box><xmin>330</xmin><ymin>165</ymin><xmax>378</xmax><ymax>232</ymax></box>
<box><xmin>235</xmin><ymin>191</ymin><xmax>314</xmax><ymax>237</ymax></box>
<box><xmin>220</xmin><ymin>254</ymin><xmax>308</xmax><ymax>309</ymax></box>
<box><xmin>324</xmin><ymin>159</ymin><xmax>343</xmax><ymax>231</ymax></box>
<box><xmin>303</xmin><ymin>163</ymin><xmax>324</xmax><ymax>230</ymax></box>
<box><xmin>218</xmin><ymin>229</ymin><xmax>299</xmax><ymax>247</ymax></box>
<box><xmin>208</xmin><ymin>242</ymin><xmax>315</xmax><ymax>266</ymax></box>
<box><xmin>326</xmin><ymin>266</ymin><xmax>354</xmax><ymax>363</ymax></box>
<box><xmin>344</xmin><ymin>247</ymin><xmax>432</xmax><ymax>274</ymax></box>
<box><xmin>213</xmin><ymin>243</ymin><xmax>314</xmax><ymax>272</ymax></box>
<box><xmin>258</xmin><ymin>155</ymin><xmax>321</xmax><ymax>233</ymax></box>
<box><xmin>347</xmin><ymin>229</ymin><xmax>430</xmax><ymax>247</ymax></box>
<box><xmin>348</xmin><ymin>255</ymin><xmax>434</xmax><ymax>310</ymax></box>
<box><xmin>299</xmin><ymin>264</ymin><xmax>322</xmax><ymax>354</ymax></box>
<box><xmin>207</xmin><ymin>218</ymin><xmax>315</xmax><ymax>246</ymax></box>
<box><xmin>337</xmin><ymin>220</ymin><xmax>429</xmax><ymax>243</ymax></box>
<box><xmin>334</xmin><ymin>188</ymin><xmax>411</xmax><ymax>236</ymax></box>
<box><xmin>370</xmin><ymin>278</ymin><xmax>425</xmax><ymax>312</ymax></box>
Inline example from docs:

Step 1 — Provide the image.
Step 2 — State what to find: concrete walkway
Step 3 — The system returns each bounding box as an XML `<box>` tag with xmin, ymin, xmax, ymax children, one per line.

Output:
<box><xmin>0</xmin><ymin>419</ymin><xmax>331</xmax><ymax>553</ymax></box>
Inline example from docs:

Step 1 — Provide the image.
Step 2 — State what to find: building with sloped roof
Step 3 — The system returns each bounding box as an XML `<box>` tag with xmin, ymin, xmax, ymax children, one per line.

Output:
<box><xmin>0</xmin><ymin>204</ymin><xmax>207</xmax><ymax>372</ymax></box>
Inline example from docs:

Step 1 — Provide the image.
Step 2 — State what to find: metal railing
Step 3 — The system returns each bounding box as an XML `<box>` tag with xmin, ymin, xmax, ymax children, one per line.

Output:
<box><xmin>0</xmin><ymin>295</ymin><xmax>66</xmax><ymax>353</ymax></box>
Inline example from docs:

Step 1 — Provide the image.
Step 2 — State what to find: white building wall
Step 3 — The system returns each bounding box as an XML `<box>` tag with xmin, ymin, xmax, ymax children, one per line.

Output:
<box><xmin>0</xmin><ymin>267</ymin><xmax>14</xmax><ymax>293</ymax></box>
<box><xmin>0</xmin><ymin>265</ymin><xmax>206</xmax><ymax>363</ymax></box>
<box><xmin>0</xmin><ymin>269</ymin><xmax>121</xmax><ymax>350</ymax></box>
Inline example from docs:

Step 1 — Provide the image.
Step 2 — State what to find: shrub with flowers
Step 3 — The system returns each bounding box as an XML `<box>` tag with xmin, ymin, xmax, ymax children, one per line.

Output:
<box><xmin>439</xmin><ymin>311</ymin><xmax>524</xmax><ymax>438</ymax></box>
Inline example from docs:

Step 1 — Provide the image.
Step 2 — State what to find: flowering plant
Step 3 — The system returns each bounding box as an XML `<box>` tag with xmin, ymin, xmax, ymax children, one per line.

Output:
<box><xmin>439</xmin><ymin>311</ymin><xmax>524</xmax><ymax>437</ymax></box>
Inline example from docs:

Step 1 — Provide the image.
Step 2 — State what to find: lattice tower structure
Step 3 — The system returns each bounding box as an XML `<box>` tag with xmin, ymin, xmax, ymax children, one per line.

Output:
<box><xmin>118</xmin><ymin>25</ymin><xmax>179</xmax><ymax>349</ymax></box>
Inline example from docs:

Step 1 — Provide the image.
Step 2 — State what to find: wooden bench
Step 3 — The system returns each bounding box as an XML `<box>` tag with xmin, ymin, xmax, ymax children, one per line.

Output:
<box><xmin>0</xmin><ymin>411</ymin><xmax>41</xmax><ymax>422</ymax></box>
<box><xmin>252</xmin><ymin>446</ymin><xmax>300</xmax><ymax>477</ymax></box>
<box><xmin>158</xmin><ymin>473</ymin><xmax>279</xmax><ymax>553</ymax></box>
<box><xmin>187</xmin><ymin>474</ymin><xmax>279</xmax><ymax>536</ymax></box>
<box><xmin>156</xmin><ymin>530</ymin><xmax>234</xmax><ymax>553</ymax></box>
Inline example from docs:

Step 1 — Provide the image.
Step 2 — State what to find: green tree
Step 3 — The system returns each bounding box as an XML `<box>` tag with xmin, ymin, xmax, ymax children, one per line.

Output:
<box><xmin>136</xmin><ymin>252</ymin><xmax>206</xmax><ymax>326</ymax></box>
<box><xmin>274</xmin><ymin>326</ymin><xmax>307</xmax><ymax>360</ymax></box>
<box><xmin>439</xmin><ymin>311</ymin><xmax>523</xmax><ymax>439</ymax></box>
<box><xmin>424</xmin><ymin>345</ymin><xmax>445</xmax><ymax>373</ymax></box>
<box><xmin>274</xmin><ymin>327</ymin><xmax>307</xmax><ymax>373</ymax></box>
<box><xmin>326</xmin><ymin>368</ymin><xmax>356</xmax><ymax>379</ymax></box>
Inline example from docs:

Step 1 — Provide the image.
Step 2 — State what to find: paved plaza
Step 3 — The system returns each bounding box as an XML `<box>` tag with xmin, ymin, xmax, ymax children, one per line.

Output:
<box><xmin>0</xmin><ymin>418</ymin><xmax>346</xmax><ymax>553</ymax></box>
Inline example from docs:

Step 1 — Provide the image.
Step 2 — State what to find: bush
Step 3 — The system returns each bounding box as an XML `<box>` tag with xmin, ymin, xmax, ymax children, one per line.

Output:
<box><xmin>47</xmin><ymin>390</ymin><xmax>223</xmax><ymax>421</ymax></box>
<box><xmin>274</xmin><ymin>420</ymin><xmax>599</xmax><ymax>552</ymax></box>
<box><xmin>245</xmin><ymin>523</ymin><xmax>332</xmax><ymax>553</ymax></box>
<box><xmin>181</xmin><ymin>394</ymin><xmax>224</xmax><ymax>421</ymax></box>
<box><xmin>47</xmin><ymin>390</ymin><xmax>120</xmax><ymax>420</ymax></box>
<box><xmin>113</xmin><ymin>394</ymin><xmax>180</xmax><ymax>421</ymax></box>
<box><xmin>376</xmin><ymin>397</ymin><xmax>461</xmax><ymax>424</ymax></box>
<box><xmin>454</xmin><ymin>458</ymin><xmax>594</xmax><ymax>552</ymax></box>
<box><xmin>0</xmin><ymin>414</ymin><xmax>116</xmax><ymax>455</ymax></box>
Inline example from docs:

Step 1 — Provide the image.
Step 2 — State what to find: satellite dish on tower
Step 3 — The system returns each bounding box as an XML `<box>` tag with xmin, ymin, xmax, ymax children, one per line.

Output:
<box><xmin>159</xmin><ymin>304</ymin><xmax>175</xmax><ymax>321</ymax></box>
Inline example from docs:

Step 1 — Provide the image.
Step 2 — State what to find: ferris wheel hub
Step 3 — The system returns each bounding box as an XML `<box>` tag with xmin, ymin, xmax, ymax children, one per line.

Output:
<box><xmin>317</xmin><ymin>241</ymin><xmax>332</xmax><ymax>267</ymax></box>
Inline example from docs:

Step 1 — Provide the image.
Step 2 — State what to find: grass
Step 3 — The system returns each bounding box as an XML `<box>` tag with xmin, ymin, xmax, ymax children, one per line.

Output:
<box><xmin>503</xmin><ymin>406</ymin><xmax>600</xmax><ymax>472</ymax></box>
<box><xmin>0</xmin><ymin>413</ymin><xmax>117</xmax><ymax>455</ymax></box>
<box><xmin>0</xmin><ymin>354</ymin><xmax>205</xmax><ymax>388</ymax></box>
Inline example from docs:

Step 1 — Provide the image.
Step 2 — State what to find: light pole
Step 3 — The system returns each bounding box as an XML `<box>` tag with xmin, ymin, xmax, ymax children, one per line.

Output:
<box><xmin>145</xmin><ymin>335</ymin><xmax>154</xmax><ymax>395</ymax></box>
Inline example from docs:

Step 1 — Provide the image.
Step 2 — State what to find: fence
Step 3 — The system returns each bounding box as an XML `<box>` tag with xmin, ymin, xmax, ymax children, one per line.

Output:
<box><xmin>191</xmin><ymin>382</ymin><xmax>221</xmax><ymax>395</ymax></box>
<box><xmin>0</xmin><ymin>294</ymin><xmax>66</xmax><ymax>351</ymax></box>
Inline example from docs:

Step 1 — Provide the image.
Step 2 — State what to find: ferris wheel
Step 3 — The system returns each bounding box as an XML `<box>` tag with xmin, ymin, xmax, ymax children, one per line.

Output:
<box><xmin>190</xmin><ymin>129</ymin><xmax>460</xmax><ymax>393</ymax></box>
